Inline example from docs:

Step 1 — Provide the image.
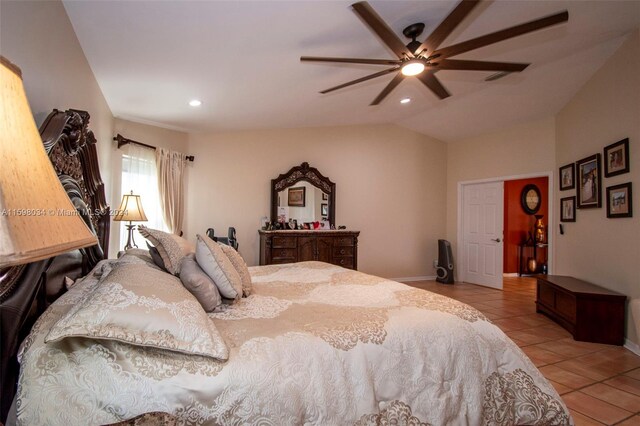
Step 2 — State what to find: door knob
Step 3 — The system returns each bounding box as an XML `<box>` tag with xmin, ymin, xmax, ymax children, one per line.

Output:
<box><xmin>491</xmin><ymin>238</ymin><xmax>501</xmax><ymax>243</ymax></box>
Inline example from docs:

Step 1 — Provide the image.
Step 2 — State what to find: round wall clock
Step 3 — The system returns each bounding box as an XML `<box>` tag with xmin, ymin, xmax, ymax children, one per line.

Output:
<box><xmin>521</xmin><ymin>184</ymin><xmax>542</xmax><ymax>215</ymax></box>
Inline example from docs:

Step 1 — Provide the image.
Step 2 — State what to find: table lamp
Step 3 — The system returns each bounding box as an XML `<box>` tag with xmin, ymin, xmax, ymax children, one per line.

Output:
<box><xmin>113</xmin><ymin>191</ymin><xmax>148</xmax><ymax>250</ymax></box>
<box><xmin>0</xmin><ymin>56</ymin><xmax>98</xmax><ymax>268</ymax></box>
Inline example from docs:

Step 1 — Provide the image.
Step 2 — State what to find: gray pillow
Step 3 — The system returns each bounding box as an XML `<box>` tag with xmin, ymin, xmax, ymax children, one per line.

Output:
<box><xmin>179</xmin><ymin>254</ymin><xmax>222</xmax><ymax>312</ymax></box>
<box><xmin>146</xmin><ymin>242</ymin><xmax>168</xmax><ymax>272</ymax></box>
<box><xmin>195</xmin><ymin>235</ymin><xmax>242</xmax><ymax>300</ymax></box>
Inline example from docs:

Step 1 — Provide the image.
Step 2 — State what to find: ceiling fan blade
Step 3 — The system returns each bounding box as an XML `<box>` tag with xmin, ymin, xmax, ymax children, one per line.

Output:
<box><xmin>352</xmin><ymin>2</ymin><xmax>414</xmax><ymax>59</ymax></box>
<box><xmin>417</xmin><ymin>71</ymin><xmax>451</xmax><ymax>99</ymax></box>
<box><xmin>433</xmin><ymin>10</ymin><xmax>568</xmax><ymax>59</ymax></box>
<box><xmin>301</xmin><ymin>56</ymin><xmax>401</xmax><ymax>66</ymax></box>
<box><xmin>320</xmin><ymin>67</ymin><xmax>400</xmax><ymax>94</ymax></box>
<box><xmin>370</xmin><ymin>73</ymin><xmax>404</xmax><ymax>105</ymax></box>
<box><xmin>418</xmin><ymin>0</ymin><xmax>481</xmax><ymax>55</ymax></box>
<box><xmin>433</xmin><ymin>59</ymin><xmax>529</xmax><ymax>72</ymax></box>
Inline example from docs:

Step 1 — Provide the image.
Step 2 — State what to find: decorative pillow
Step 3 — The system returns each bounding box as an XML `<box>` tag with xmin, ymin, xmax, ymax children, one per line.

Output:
<box><xmin>195</xmin><ymin>235</ymin><xmax>242</xmax><ymax>300</ymax></box>
<box><xmin>180</xmin><ymin>254</ymin><xmax>222</xmax><ymax>311</ymax></box>
<box><xmin>217</xmin><ymin>243</ymin><xmax>252</xmax><ymax>297</ymax></box>
<box><xmin>146</xmin><ymin>241</ymin><xmax>168</xmax><ymax>272</ymax></box>
<box><xmin>45</xmin><ymin>262</ymin><xmax>228</xmax><ymax>360</ymax></box>
<box><xmin>138</xmin><ymin>225</ymin><xmax>194</xmax><ymax>275</ymax></box>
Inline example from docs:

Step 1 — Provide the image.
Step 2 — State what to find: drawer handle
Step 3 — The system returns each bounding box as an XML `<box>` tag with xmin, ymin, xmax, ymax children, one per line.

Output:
<box><xmin>340</xmin><ymin>259</ymin><xmax>345</xmax><ymax>265</ymax></box>
<box><xmin>340</xmin><ymin>249</ymin><xmax>346</xmax><ymax>255</ymax></box>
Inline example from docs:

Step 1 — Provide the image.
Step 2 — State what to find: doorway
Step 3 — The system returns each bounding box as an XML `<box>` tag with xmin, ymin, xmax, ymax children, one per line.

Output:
<box><xmin>503</xmin><ymin>177</ymin><xmax>549</xmax><ymax>276</ymax></box>
<box><xmin>457</xmin><ymin>172</ymin><xmax>554</xmax><ymax>289</ymax></box>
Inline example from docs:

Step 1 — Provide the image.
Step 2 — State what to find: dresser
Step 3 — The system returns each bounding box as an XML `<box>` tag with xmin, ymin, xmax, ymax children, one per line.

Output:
<box><xmin>259</xmin><ymin>230</ymin><xmax>360</xmax><ymax>270</ymax></box>
<box><xmin>536</xmin><ymin>275</ymin><xmax>626</xmax><ymax>345</ymax></box>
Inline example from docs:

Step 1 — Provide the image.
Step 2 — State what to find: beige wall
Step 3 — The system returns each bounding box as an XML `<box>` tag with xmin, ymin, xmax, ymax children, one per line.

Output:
<box><xmin>110</xmin><ymin>118</ymin><xmax>189</xmax><ymax>255</ymax></box>
<box><xmin>0</xmin><ymin>0</ymin><xmax>114</xmax><ymax>200</ymax></box>
<box><xmin>185</xmin><ymin>124</ymin><xmax>447</xmax><ymax>279</ymax></box>
<box><xmin>555</xmin><ymin>32</ymin><xmax>640</xmax><ymax>346</ymax></box>
<box><xmin>445</xmin><ymin>117</ymin><xmax>557</xmax><ymax>268</ymax></box>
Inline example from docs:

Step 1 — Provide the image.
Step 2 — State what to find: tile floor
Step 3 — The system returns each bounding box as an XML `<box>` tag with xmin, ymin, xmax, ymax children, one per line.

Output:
<box><xmin>406</xmin><ymin>276</ymin><xmax>640</xmax><ymax>425</ymax></box>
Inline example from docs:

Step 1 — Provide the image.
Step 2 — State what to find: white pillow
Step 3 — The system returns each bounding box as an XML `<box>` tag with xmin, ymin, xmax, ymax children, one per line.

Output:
<box><xmin>46</xmin><ymin>262</ymin><xmax>228</xmax><ymax>360</ymax></box>
<box><xmin>195</xmin><ymin>235</ymin><xmax>242</xmax><ymax>300</ymax></box>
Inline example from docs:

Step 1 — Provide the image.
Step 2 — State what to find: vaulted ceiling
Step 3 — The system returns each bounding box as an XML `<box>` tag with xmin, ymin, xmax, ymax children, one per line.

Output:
<box><xmin>64</xmin><ymin>0</ymin><xmax>640</xmax><ymax>141</ymax></box>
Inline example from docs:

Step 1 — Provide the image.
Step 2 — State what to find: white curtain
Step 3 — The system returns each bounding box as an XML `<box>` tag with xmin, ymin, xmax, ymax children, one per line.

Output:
<box><xmin>156</xmin><ymin>148</ymin><xmax>187</xmax><ymax>235</ymax></box>
<box><xmin>120</xmin><ymin>144</ymin><xmax>168</xmax><ymax>249</ymax></box>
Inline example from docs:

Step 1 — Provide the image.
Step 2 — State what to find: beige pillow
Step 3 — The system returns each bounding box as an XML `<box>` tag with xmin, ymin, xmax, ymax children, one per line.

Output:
<box><xmin>195</xmin><ymin>235</ymin><xmax>242</xmax><ymax>300</ymax></box>
<box><xmin>46</xmin><ymin>262</ymin><xmax>228</xmax><ymax>360</ymax></box>
<box><xmin>180</xmin><ymin>254</ymin><xmax>222</xmax><ymax>312</ymax></box>
<box><xmin>218</xmin><ymin>243</ymin><xmax>252</xmax><ymax>297</ymax></box>
<box><xmin>138</xmin><ymin>226</ymin><xmax>194</xmax><ymax>275</ymax></box>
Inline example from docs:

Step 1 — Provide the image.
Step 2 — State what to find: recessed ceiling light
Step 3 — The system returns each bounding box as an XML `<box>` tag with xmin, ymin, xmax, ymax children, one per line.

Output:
<box><xmin>189</xmin><ymin>99</ymin><xmax>202</xmax><ymax>107</ymax></box>
<box><xmin>400</xmin><ymin>98</ymin><xmax>411</xmax><ymax>104</ymax></box>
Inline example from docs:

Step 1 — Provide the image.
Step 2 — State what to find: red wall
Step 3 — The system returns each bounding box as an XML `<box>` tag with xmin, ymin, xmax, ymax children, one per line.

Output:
<box><xmin>503</xmin><ymin>177</ymin><xmax>549</xmax><ymax>273</ymax></box>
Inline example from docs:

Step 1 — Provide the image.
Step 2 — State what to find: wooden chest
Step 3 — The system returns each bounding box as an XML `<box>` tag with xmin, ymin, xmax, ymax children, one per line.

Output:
<box><xmin>536</xmin><ymin>275</ymin><xmax>626</xmax><ymax>345</ymax></box>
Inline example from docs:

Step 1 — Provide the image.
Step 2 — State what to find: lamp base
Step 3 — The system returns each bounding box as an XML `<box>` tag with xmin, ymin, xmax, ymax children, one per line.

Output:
<box><xmin>123</xmin><ymin>223</ymin><xmax>138</xmax><ymax>251</ymax></box>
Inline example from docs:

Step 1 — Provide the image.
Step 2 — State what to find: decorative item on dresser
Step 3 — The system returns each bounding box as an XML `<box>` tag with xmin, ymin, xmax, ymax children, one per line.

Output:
<box><xmin>259</xmin><ymin>230</ymin><xmax>360</xmax><ymax>269</ymax></box>
<box><xmin>536</xmin><ymin>275</ymin><xmax>626</xmax><ymax>345</ymax></box>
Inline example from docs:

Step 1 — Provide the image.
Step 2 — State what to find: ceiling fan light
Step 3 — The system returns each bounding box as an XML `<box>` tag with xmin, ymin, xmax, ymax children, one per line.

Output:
<box><xmin>401</xmin><ymin>60</ymin><xmax>425</xmax><ymax>76</ymax></box>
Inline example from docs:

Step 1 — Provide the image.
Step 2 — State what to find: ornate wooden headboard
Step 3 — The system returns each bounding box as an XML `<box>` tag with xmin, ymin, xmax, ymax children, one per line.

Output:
<box><xmin>0</xmin><ymin>109</ymin><xmax>110</xmax><ymax>422</ymax></box>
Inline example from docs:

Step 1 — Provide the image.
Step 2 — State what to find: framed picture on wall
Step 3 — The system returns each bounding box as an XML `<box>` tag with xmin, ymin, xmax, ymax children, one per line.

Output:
<box><xmin>287</xmin><ymin>186</ymin><xmax>306</xmax><ymax>207</ymax></box>
<box><xmin>606</xmin><ymin>182</ymin><xmax>632</xmax><ymax>218</ymax></box>
<box><xmin>604</xmin><ymin>138</ymin><xmax>629</xmax><ymax>177</ymax></box>
<box><xmin>322</xmin><ymin>192</ymin><xmax>328</xmax><ymax>201</ymax></box>
<box><xmin>560</xmin><ymin>196</ymin><xmax>576</xmax><ymax>222</ymax></box>
<box><xmin>559</xmin><ymin>163</ymin><xmax>575</xmax><ymax>190</ymax></box>
<box><xmin>321</xmin><ymin>203</ymin><xmax>328</xmax><ymax>216</ymax></box>
<box><xmin>576</xmin><ymin>154</ymin><xmax>602</xmax><ymax>209</ymax></box>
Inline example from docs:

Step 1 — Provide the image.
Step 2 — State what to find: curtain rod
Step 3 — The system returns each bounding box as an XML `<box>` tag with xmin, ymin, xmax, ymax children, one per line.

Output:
<box><xmin>114</xmin><ymin>134</ymin><xmax>195</xmax><ymax>162</ymax></box>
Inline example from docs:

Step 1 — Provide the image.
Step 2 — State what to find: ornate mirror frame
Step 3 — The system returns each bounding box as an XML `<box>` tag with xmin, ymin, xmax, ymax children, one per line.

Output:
<box><xmin>271</xmin><ymin>162</ymin><xmax>336</xmax><ymax>226</ymax></box>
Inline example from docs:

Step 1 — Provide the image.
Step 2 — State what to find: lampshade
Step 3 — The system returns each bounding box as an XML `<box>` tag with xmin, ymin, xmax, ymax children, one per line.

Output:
<box><xmin>0</xmin><ymin>56</ymin><xmax>98</xmax><ymax>268</ymax></box>
<box><xmin>113</xmin><ymin>191</ymin><xmax>148</xmax><ymax>222</ymax></box>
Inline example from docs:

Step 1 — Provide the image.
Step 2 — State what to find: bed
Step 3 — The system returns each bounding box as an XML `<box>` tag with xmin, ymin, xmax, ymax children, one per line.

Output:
<box><xmin>2</xmin><ymin>109</ymin><xmax>572</xmax><ymax>425</ymax></box>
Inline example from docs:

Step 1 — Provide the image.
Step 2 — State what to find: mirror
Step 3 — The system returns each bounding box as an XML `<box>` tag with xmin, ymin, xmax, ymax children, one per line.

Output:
<box><xmin>271</xmin><ymin>162</ymin><xmax>335</xmax><ymax>227</ymax></box>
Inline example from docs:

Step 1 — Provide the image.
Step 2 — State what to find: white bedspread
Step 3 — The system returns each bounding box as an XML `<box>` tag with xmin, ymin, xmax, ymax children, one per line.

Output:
<box><xmin>17</xmin><ymin>258</ymin><xmax>571</xmax><ymax>425</ymax></box>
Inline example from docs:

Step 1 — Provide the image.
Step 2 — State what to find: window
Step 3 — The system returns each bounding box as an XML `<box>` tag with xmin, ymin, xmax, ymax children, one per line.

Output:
<box><xmin>119</xmin><ymin>144</ymin><xmax>168</xmax><ymax>249</ymax></box>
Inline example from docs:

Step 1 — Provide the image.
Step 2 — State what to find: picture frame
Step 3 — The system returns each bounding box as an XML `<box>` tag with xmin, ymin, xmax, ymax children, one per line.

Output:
<box><xmin>576</xmin><ymin>153</ymin><xmax>602</xmax><ymax>209</ymax></box>
<box><xmin>606</xmin><ymin>182</ymin><xmax>632</xmax><ymax>218</ymax></box>
<box><xmin>287</xmin><ymin>186</ymin><xmax>306</xmax><ymax>207</ymax></box>
<box><xmin>604</xmin><ymin>138</ymin><xmax>629</xmax><ymax>178</ymax></box>
<box><xmin>560</xmin><ymin>196</ymin><xmax>576</xmax><ymax>222</ymax></box>
<box><xmin>321</xmin><ymin>203</ymin><xmax>328</xmax><ymax>216</ymax></box>
<box><xmin>322</xmin><ymin>192</ymin><xmax>328</xmax><ymax>201</ymax></box>
<box><xmin>559</xmin><ymin>163</ymin><xmax>575</xmax><ymax>191</ymax></box>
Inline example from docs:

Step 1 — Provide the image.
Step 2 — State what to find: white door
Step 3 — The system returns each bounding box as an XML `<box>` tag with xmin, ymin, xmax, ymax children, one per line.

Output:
<box><xmin>462</xmin><ymin>182</ymin><xmax>504</xmax><ymax>289</ymax></box>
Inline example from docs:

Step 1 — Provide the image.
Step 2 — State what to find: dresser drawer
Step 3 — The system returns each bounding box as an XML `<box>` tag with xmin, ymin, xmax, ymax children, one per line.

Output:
<box><xmin>272</xmin><ymin>237</ymin><xmax>297</xmax><ymax>249</ymax></box>
<box><xmin>271</xmin><ymin>248</ymin><xmax>296</xmax><ymax>260</ymax></box>
<box><xmin>332</xmin><ymin>246</ymin><xmax>354</xmax><ymax>257</ymax></box>
<box><xmin>334</xmin><ymin>237</ymin><xmax>355</xmax><ymax>247</ymax></box>
<box><xmin>333</xmin><ymin>257</ymin><xmax>354</xmax><ymax>269</ymax></box>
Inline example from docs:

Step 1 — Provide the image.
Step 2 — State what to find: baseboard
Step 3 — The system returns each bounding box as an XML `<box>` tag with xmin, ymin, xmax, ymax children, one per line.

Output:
<box><xmin>393</xmin><ymin>276</ymin><xmax>436</xmax><ymax>283</ymax></box>
<box><xmin>624</xmin><ymin>339</ymin><xmax>640</xmax><ymax>356</ymax></box>
<box><xmin>503</xmin><ymin>273</ymin><xmax>519</xmax><ymax>277</ymax></box>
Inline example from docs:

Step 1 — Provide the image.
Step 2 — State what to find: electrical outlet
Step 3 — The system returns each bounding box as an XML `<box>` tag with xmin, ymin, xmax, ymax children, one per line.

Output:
<box><xmin>433</xmin><ymin>260</ymin><xmax>438</xmax><ymax>268</ymax></box>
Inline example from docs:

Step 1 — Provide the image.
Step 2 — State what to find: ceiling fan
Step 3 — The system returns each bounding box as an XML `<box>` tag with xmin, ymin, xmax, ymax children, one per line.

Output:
<box><xmin>301</xmin><ymin>0</ymin><xmax>568</xmax><ymax>105</ymax></box>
